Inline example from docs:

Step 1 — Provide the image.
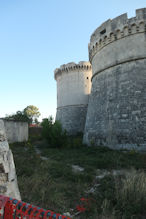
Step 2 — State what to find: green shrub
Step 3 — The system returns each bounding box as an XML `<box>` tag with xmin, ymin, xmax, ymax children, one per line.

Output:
<box><xmin>41</xmin><ymin>116</ymin><xmax>53</xmax><ymax>141</ymax></box>
<box><xmin>41</xmin><ymin>117</ymin><xmax>67</xmax><ymax>148</ymax></box>
<box><xmin>5</xmin><ymin>111</ymin><xmax>30</xmax><ymax>123</ymax></box>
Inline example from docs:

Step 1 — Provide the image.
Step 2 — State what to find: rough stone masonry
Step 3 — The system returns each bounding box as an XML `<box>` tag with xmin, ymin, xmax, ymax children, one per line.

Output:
<box><xmin>54</xmin><ymin>8</ymin><xmax>146</xmax><ymax>151</ymax></box>
<box><xmin>83</xmin><ymin>8</ymin><xmax>146</xmax><ymax>150</ymax></box>
<box><xmin>0</xmin><ymin>119</ymin><xmax>20</xmax><ymax>199</ymax></box>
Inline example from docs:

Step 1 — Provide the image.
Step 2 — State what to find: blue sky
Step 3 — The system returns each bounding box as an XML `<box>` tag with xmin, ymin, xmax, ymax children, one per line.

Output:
<box><xmin>0</xmin><ymin>0</ymin><xmax>145</xmax><ymax>120</ymax></box>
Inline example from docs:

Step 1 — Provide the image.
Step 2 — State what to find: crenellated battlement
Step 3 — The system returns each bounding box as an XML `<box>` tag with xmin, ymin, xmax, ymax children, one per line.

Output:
<box><xmin>54</xmin><ymin>61</ymin><xmax>92</xmax><ymax>80</ymax></box>
<box><xmin>89</xmin><ymin>8</ymin><xmax>146</xmax><ymax>62</ymax></box>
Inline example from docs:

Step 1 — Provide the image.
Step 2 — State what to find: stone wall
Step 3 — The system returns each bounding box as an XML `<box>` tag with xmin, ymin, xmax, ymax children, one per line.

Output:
<box><xmin>3</xmin><ymin>120</ymin><xmax>28</xmax><ymax>143</ymax></box>
<box><xmin>83</xmin><ymin>8</ymin><xmax>146</xmax><ymax>150</ymax></box>
<box><xmin>56</xmin><ymin>105</ymin><xmax>88</xmax><ymax>135</ymax></box>
<box><xmin>29</xmin><ymin>126</ymin><xmax>42</xmax><ymax>137</ymax></box>
<box><xmin>0</xmin><ymin>120</ymin><xmax>21</xmax><ymax>199</ymax></box>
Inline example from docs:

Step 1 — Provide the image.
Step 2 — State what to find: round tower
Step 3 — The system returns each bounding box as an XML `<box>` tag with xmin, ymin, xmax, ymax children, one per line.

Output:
<box><xmin>84</xmin><ymin>8</ymin><xmax>146</xmax><ymax>150</ymax></box>
<box><xmin>54</xmin><ymin>61</ymin><xmax>92</xmax><ymax>135</ymax></box>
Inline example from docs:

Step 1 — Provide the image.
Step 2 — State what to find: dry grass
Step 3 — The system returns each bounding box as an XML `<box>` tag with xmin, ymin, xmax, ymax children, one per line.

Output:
<box><xmin>10</xmin><ymin>140</ymin><xmax>146</xmax><ymax>218</ymax></box>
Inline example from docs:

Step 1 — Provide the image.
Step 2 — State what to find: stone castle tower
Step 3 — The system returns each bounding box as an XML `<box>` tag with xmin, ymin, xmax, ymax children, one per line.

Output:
<box><xmin>54</xmin><ymin>62</ymin><xmax>92</xmax><ymax>135</ymax></box>
<box><xmin>84</xmin><ymin>8</ymin><xmax>146</xmax><ymax>150</ymax></box>
<box><xmin>55</xmin><ymin>8</ymin><xmax>146</xmax><ymax>150</ymax></box>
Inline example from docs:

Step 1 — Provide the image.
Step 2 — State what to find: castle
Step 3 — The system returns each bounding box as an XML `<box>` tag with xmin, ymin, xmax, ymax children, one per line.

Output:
<box><xmin>55</xmin><ymin>8</ymin><xmax>146</xmax><ymax>151</ymax></box>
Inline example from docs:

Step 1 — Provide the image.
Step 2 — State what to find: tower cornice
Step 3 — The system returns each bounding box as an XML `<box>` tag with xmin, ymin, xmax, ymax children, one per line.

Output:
<box><xmin>54</xmin><ymin>61</ymin><xmax>92</xmax><ymax>80</ymax></box>
<box><xmin>89</xmin><ymin>8</ymin><xmax>146</xmax><ymax>62</ymax></box>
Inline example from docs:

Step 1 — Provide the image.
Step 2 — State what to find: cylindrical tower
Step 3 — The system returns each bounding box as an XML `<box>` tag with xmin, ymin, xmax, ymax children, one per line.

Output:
<box><xmin>84</xmin><ymin>8</ymin><xmax>146</xmax><ymax>150</ymax></box>
<box><xmin>54</xmin><ymin>61</ymin><xmax>92</xmax><ymax>135</ymax></box>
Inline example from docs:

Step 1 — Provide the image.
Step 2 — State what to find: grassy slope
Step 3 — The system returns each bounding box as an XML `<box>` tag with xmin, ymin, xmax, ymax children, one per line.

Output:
<box><xmin>10</xmin><ymin>140</ymin><xmax>146</xmax><ymax>218</ymax></box>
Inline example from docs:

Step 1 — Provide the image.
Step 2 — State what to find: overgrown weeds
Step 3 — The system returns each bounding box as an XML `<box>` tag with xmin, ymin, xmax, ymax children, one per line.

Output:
<box><xmin>115</xmin><ymin>170</ymin><xmax>146</xmax><ymax>217</ymax></box>
<box><xmin>10</xmin><ymin>140</ymin><xmax>146</xmax><ymax>218</ymax></box>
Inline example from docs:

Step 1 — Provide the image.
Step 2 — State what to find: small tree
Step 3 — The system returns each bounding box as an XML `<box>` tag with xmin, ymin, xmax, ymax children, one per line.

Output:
<box><xmin>41</xmin><ymin>116</ymin><xmax>53</xmax><ymax>142</ymax></box>
<box><xmin>51</xmin><ymin>120</ymin><xmax>67</xmax><ymax>147</ymax></box>
<box><xmin>5</xmin><ymin>111</ymin><xmax>30</xmax><ymax>122</ymax></box>
<box><xmin>41</xmin><ymin>116</ymin><xmax>67</xmax><ymax>148</ymax></box>
<box><xmin>23</xmin><ymin>105</ymin><xmax>40</xmax><ymax>124</ymax></box>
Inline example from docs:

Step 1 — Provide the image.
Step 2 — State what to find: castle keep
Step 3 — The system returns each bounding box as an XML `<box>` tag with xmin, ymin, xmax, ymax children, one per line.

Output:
<box><xmin>55</xmin><ymin>8</ymin><xmax>146</xmax><ymax>150</ymax></box>
<box><xmin>55</xmin><ymin>62</ymin><xmax>92</xmax><ymax>135</ymax></box>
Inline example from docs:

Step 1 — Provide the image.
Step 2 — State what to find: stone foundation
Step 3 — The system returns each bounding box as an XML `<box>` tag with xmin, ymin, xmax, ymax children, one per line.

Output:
<box><xmin>83</xmin><ymin>59</ymin><xmax>146</xmax><ymax>150</ymax></box>
<box><xmin>56</xmin><ymin>105</ymin><xmax>88</xmax><ymax>135</ymax></box>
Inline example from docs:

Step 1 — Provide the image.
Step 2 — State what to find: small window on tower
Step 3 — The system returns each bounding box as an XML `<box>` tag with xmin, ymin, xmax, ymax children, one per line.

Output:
<box><xmin>87</xmin><ymin>77</ymin><xmax>89</xmax><ymax>79</ymax></box>
<box><xmin>100</xmin><ymin>29</ymin><xmax>106</xmax><ymax>35</ymax></box>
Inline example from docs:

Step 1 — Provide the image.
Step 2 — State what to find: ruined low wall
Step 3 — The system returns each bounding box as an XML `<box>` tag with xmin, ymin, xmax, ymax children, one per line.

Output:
<box><xmin>3</xmin><ymin>120</ymin><xmax>28</xmax><ymax>143</ymax></box>
<box><xmin>0</xmin><ymin>120</ymin><xmax>21</xmax><ymax>199</ymax></box>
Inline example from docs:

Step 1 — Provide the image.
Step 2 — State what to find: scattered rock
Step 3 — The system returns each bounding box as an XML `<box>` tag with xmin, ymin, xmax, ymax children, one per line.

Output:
<box><xmin>40</xmin><ymin>156</ymin><xmax>48</xmax><ymax>161</ymax></box>
<box><xmin>35</xmin><ymin>146</ymin><xmax>48</xmax><ymax>161</ymax></box>
<box><xmin>63</xmin><ymin>212</ymin><xmax>71</xmax><ymax>217</ymax></box>
<box><xmin>86</xmin><ymin>187</ymin><xmax>96</xmax><ymax>194</ymax></box>
<box><xmin>95</xmin><ymin>169</ymin><xmax>128</xmax><ymax>179</ymax></box>
<box><xmin>96</xmin><ymin>169</ymin><xmax>110</xmax><ymax>179</ymax></box>
<box><xmin>72</xmin><ymin>165</ymin><xmax>84</xmax><ymax>173</ymax></box>
<box><xmin>86</xmin><ymin>184</ymin><xmax>100</xmax><ymax>194</ymax></box>
<box><xmin>112</xmin><ymin>169</ymin><xmax>125</xmax><ymax>176</ymax></box>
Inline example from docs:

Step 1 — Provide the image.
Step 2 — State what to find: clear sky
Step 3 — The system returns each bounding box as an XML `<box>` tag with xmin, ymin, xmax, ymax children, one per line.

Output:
<box><xmin>0</xmin><ymin>0</ymin><xmax>145</xmax><ymax>120</ymax></box>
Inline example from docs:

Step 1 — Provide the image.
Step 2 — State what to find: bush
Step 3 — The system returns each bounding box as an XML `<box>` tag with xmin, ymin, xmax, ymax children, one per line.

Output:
<box><xmin>5</xmin><ymin>111</ymin><xmax>30</xmax><ymax>123</ymax></box>
<box><xmin>41</xmin><ymin>117</ymin><xmax>67</xmax><ymax>148</ymax></box>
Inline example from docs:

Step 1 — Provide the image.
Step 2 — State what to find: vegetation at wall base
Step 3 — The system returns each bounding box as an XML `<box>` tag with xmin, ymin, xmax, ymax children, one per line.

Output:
<box><xmin>10</xmin><ymin>137</ymin><xmax>146</xmax><ymax>219</ymax></box>
<box><xmin>41</xmin><ymin>117</ymin><xmax>68</xmax><ymax>148</ymax></box>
